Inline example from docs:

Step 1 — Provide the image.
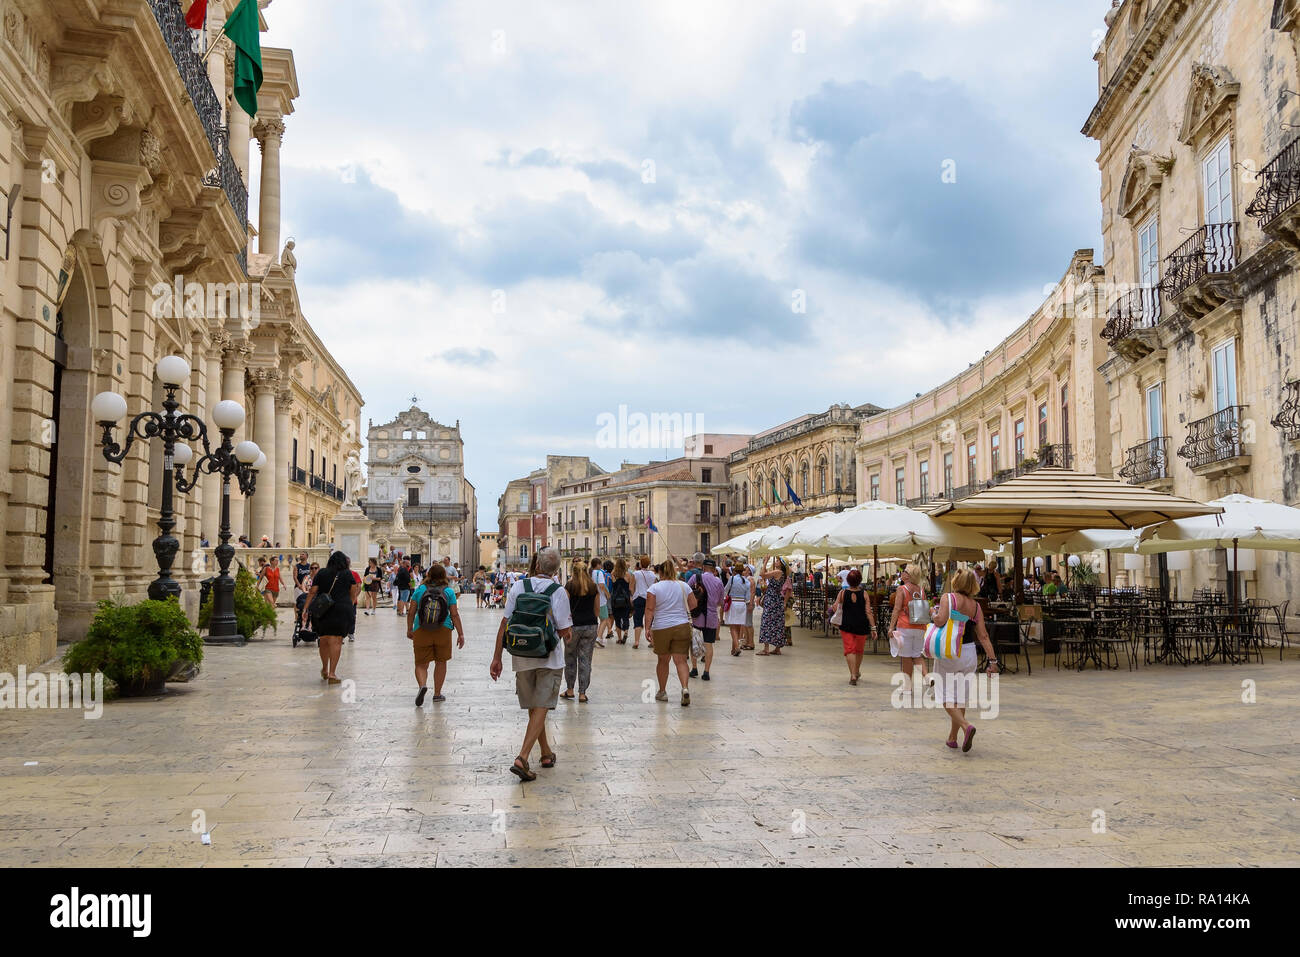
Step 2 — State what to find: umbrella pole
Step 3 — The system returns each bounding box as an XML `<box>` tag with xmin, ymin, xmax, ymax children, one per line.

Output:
<box><xmin>825</xmin><ymin>553</ymin><xmax>830</xmax><ymax>635</ymax></box>
<box><xmin>1106</xmin><ymin>549</ymin><xmax>1113</xmax><ymax>592</ymax></box>
<box><xmin>1232</xmin><ymin>537</ymin><xmax>1239</xmax><ymax>616</ymax></box>
<box><xmin>1013</xmin><ymin>528</ymin><xmax>1024</xmax><ymax>605</ymax></box>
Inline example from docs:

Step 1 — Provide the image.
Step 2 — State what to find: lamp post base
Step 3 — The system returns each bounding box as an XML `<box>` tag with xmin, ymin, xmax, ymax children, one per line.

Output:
<box><xmin>203</xmin><ymin>632</ymin><xmax>247</xmax><ymax>647</ymax></box>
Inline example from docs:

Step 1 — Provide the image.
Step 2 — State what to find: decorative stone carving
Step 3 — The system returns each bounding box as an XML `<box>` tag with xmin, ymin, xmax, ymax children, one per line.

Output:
<box><xmin>1178</xmin><ymin>63</ymin><xmax>1239</xmax><ymax>147</ymax></box>
<box><xmin>254</xmin><ymin>117</ymin><xmax>286</xmax><ymax>143</ymax></box>
<box><xmin>275</xmin><ymin>386</ymin><xmax>294</xmax><ymax>411</ymax></box>
<box><xmin>89</xmin><ymin>160</ymin><xmax>151</xmax><ymax>230</ymax></box>
<box><xmin>248</xmin><ymin>367</ymin><xmax>283</xmax><ymax>392</ymax></box>
<box><xmin>138</xmin><ymin>130</ymin><xmax>162</xmax><ymax>175</ymax></box>
<box><xmin>1117</xmin><ymin>146</ymin><xmax>1168</xmax><ymax>221</ymax></box>
<box><xmin>281</xmin><ymin>239</ymin><xmax>296</xmax><ymax>277</ymax></box>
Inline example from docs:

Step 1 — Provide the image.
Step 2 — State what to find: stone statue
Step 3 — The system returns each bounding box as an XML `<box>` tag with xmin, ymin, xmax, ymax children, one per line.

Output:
<box><xmin>344</xmin><ymin>454</ymin><xmax>363</xmax><ymax>507</ymax></box>
<box><xmin>392</xmin><ymin>498</ymin><xmax>406</xmax><ymax>534</ymax></box>
<box><xmin>281</xmin><ymin>239</ymin><xmax>297</xmax><ymax>276</ymax></box>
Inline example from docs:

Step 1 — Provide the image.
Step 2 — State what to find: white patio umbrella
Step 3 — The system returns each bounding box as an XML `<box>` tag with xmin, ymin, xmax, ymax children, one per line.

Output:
<box><xmin>1031</xmin><ymin>527</ymin><xmax>1145</xmax><ymax>589</ymax></box>
<box><xmin>1137</xmin><ymin>494</ymin><xmax>1300</xmax><ymax>611</ymax></box>
<box><xmin>810</xmin><ymin>500</ymin><xmax>998</xmax><ymax>557</ymax></box>
<box><xmin>712</xmin><ymin>525</ymin><xmax>786</xmax><ymax>556</ymax></box>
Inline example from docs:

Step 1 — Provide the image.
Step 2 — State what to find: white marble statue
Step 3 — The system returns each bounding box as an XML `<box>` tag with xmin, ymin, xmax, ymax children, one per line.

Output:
<box><xmin>392</xmin><ymin>498</ymin><xmax>406</xmax><ymax>534</ymax></box>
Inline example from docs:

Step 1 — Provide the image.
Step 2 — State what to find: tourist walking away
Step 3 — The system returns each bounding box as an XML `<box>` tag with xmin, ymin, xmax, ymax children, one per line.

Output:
<box><xmin>362</xmin><ymin>557</ymin><xmax>381</xmax><ymax>615</ymax></box>
<box><xmin>394</xmin><ymin>560</ymin><xmax>413</xmax><ymax>616</ymax></box>
<box><xmin>294</xmin><ymin>552</ymin><xmax>311</xmax><ymax>600</ymax></box>
<box><xmin>927</xmin><ymin>569</ymin><xmax>999</xmax><ymax>752</ymax></box>
<box><xmin>757</xmin><ymin>556</ymin><xmax>789</xmax><ymax>655</ymax></box>
<box><xmin>609</xmin><ymin>558</ymin><xmax>634</xmax><ymax>643</ymax></box>
<box><xmin>631</xmin><ymin>554</ymin><xmax>655</xmax><ymax>649</ymax></box>
<box><xmin>645</xmin><ymin>557</ymin><xmax>697</xmax><ymax>705</ymax></box>
<box><xmin>301</xmin><ymin>551</ymin><xmax>360</xmax><ymax>684</ymax></box>
<box><xmin>831</xmin><ymin>569</ymin><xmax>876</xmax><ymax>684</ymax></box>
<box><xmin>723</xmin><ymin>561</ymin><xmax>752</xmax><ymax>655</ymax></box>
<box><xmin>742</xmin><ymin>560</ymin><xmax>757</xmax><ymax>649</ymax></box>
<box><xmin>689</xmin><ymin>558</ymin><xmax>725</xmax><ymax>679</ymax></box>
<box><xmin>491</xmin><ymin>547</ymin><xmax>572</xmax><ymax>782</ymax></box>
<box><xmin>407</xmin><ymin>563</ymin><xmax>465</xmax><ymax>705</ymax></box>
<box><xmin>474</xmin><ymin>567</ymin><xmax>487</xmax><ymax>607</ymax></box>
<box><xmin>590</xmin><ymin>557</ymin><xmax>611</xmax><ymax>648</ymax></box>
<box><xmin>561</xmin><ymin>559</ymin><xmax>599</xmax><ymax>702</ymax></box>
<box><xmin>889</xmin><ymin>563</ymin><xmax>930</xmax><ymax>690</ymax></box>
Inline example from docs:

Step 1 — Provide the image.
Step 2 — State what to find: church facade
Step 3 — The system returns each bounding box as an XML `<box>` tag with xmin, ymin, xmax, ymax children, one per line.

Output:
<box><xmin>362</xmin><ymin>405</ymin><xmax>473</xmax><ymax>567</ymax></box>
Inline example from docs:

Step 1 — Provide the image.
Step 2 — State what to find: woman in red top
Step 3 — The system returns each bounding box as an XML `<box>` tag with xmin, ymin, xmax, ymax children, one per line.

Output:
<box><xmin>263</xmin><ymin>557</ymin><xmax>282</xmax><ymax>607</ymax></box>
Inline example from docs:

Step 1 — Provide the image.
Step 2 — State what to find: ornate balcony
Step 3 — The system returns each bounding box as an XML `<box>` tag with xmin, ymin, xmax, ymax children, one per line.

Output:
<box><xmin>1162</xmin><ymin>223</ymin><xmax>1239</xmax><ymax>319</ymax></box>
<box><xmin>1118</xmin><ymin>437</ymin><xmax>1171</xmax><ymax>487</ymax></box>
<box><xmin>1246</xmin><ymin>135</ymin><xmax>1300</xmax><ymax>247</ymax></box>
<box><xmin>1177</xmin><ymin>406</ymin><xmax>1250</xmax><ymax>479</ymax></box>
<box><xmin>148</xmin><ymin>0</ymin><xmax>248</xmax><ymax>270</ymax></box>
<box><xmin>1101</xmin><ymin>286</ymin><xmax>1162</xmax><ymax>359</ymax></box>
<box><xmin>1272</xmin><ymin>380</ymin><xmax>1300</xmax><ymax>441</ymax></box>
<box><xmin>288</xmin><ymin>465</ymin><xmax>306</xmax><ymax>486</ymax></box>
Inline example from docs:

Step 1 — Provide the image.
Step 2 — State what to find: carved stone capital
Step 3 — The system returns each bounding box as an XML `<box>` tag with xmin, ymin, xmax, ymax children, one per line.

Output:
<box><xmin>275</xmin><ymin>387</ymin><xmax>295</xmax><ymax>411</ymax></box>
<box><xmin>248</xmin><ymin>367</ymin><xmax>283</xmax><ymax>393</ymax></box>
<box><xmin>254</xmin><ymin>117</ymin><xmax>286</xmax><ymax>143</ymax></box>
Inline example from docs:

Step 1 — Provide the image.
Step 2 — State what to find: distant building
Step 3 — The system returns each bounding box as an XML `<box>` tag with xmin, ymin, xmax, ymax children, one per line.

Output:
<box><xmin>497</xmin><ymin>456</ymin><xmax>604</xmax><ymax>569</ymax></box>
<box><xmin>362</xmin><ymin>405</ymin><xmax>471</xmax><ymax>566</ymax></box>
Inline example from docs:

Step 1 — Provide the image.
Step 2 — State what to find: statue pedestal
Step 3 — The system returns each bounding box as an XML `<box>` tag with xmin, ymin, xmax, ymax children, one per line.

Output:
<box><xmin>332</xmin><ymin>506</ymin><xmax>373</xmax><ymax>568</ymax></box>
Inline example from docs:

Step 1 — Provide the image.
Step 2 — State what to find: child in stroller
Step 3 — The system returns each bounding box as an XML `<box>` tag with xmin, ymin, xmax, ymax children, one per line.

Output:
<box><xmin>292</xmin><ymin>591</ymin><xmax>319</xmax><ymax>647</ymax></box>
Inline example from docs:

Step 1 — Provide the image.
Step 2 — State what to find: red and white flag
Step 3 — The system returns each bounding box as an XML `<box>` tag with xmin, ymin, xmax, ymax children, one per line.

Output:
<box><xmin>184</xmin><ymin>0</ymin><xmax>207</xmax><ymax>31</ymax></box>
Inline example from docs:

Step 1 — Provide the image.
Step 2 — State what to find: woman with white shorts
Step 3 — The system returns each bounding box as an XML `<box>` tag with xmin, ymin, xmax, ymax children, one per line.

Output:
<box><xmin>722</xmin><ymin>563</ymin><xmax>752</xmax><ymax>656</ymax></box>
<box><xmin>889</xmin><ymin>563</ymin><xmax>929</xmax><ymax>689</ymax></box>
<box><xmin>928</xmin><ymin>568</ymin><xmax>999</xmax><ymax>752</ymax></box>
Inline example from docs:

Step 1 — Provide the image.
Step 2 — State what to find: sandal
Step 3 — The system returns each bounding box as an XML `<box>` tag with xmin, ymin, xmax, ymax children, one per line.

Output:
<box><xmin>327</xmin><ymin>677</ymin><xmax>342</xmax><ymax>685</ymax></box>
<box><xmin>962</xmin><ymin>725</ymin><xmax>977</xmax><ymax>753</ymax></box>
<box><xmin>509</xmin><ymin>757</ymin><xmax>536</xmax><ymax>782</ymax></box>
<box><xmin>946</xmin><ymin>739</ymin><xmax>959</xmax><ymax>749</ymax></box>
<box><xmin>578</xmin><ymin>694</ymin><xmax>588</xmax><ymax>703</ymax></box>
<box><xmin>321</xmin><ymin>667</ymin><xmax>327</xmax><ymax>680</ymax></box>
<box><xmin>560</xmin><ymin>690</ymin><xmax>576</xmax><ymax>700</ymax></box>
<box><xmin>540</xmin><ymin>752</ymin><xmax>557</xmax><ymax>769</ymax></box>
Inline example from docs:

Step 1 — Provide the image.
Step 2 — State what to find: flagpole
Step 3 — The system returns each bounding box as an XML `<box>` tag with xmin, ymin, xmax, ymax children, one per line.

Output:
<box><xmin>201</xmin><ymin>17</ymin><xmax>231</xmax><ymax>64</ymax></box>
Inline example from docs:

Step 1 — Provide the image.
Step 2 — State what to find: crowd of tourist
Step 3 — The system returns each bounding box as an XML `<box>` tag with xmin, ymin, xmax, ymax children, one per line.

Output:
<box><xmin>290</xmin><ymin>543</ymin><xmax>1015</xmax><ymax>781</ymax></box>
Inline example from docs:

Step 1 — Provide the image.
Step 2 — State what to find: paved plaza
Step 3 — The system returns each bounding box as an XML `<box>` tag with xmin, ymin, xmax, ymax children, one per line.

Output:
<box><xmin>1</xmin><ymin>603</ymin><xmax>1298</xmax><ymax>868</ymax></box>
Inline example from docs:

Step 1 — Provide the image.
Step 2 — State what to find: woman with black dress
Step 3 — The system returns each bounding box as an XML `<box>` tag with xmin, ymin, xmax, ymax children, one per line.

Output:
<box><xmin>301</xmin><ymin>551</ymin><xmax>361</xmax><ymax>684</ymax></box>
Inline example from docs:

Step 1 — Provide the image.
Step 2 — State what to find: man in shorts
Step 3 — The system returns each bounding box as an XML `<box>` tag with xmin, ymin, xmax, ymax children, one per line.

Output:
<box><xmin>688</xmin><ymin>557</ymin><xmax>725</xmax><ymax>680</ymax></box>
<box><xmin>491</xmin><ymin>547</ymin><xmax>572</xmax><ymax>782</ymax></box>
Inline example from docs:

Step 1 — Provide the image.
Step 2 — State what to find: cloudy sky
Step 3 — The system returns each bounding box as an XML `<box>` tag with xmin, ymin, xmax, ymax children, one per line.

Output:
<box><xmin>259</xmin><ymin>0</ymin><xmax>1113</xmax><ymax>530</ymax></box>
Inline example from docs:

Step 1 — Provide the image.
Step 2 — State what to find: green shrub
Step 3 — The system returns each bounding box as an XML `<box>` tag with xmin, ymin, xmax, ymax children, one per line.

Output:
<box><xmin>64</xmin><ymin>597</ymin><xmax>203</xmax><ymax>685</ymax></box>
<box><xmin>198</xmin><ymin>565</ymin><xmax>277</xmax><ymax>639</ymax></box>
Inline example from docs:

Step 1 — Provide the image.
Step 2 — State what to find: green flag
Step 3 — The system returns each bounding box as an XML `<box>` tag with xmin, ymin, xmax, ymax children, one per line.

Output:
<box><xmin>226</xmin><ymin>0</ymin><xmax>263</xmax><ymax>118</ymax></box>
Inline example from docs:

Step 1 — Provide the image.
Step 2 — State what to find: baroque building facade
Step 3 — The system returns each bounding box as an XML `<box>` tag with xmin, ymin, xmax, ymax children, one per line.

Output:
<box><xmin>856</xmin><ymin>252</ymin><xmax>1111</xmax><ymax>508</ymax></box>
<box><xmin>0</xmin><ymin>1</ymin><xmax>361</xmax><ymax>671</ymax></box>
<box><xmin>727</xmin><ymin>404</ymin><xmax>880</xmax><ymax>537</ymax></box>
<box><xmin>1087</xmin><ymin>0</ymin><xmax>1300</xmax><ymax>603</ymax></box>
<box><xmin>361</xmin><ymin>405</ymin><xmax>472</xmax><ymax>567</ymax></box>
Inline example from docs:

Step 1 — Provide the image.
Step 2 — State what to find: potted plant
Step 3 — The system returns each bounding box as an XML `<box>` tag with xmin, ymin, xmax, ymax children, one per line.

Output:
<box><xmin>198</xmin><ymin>565</ymin><xmax>277</xmax><ymax>640</ymax></box>
<box><xmin>64</xmin><ymin>597</ymin><xmax>204</xmax><ymax>697</ymax></box>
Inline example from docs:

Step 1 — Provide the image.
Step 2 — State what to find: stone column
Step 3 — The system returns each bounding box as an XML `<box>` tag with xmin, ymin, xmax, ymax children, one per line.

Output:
<box><xmin>255</xmin><ymin>118</ymin><xmax>285</xmax><ymax>258</ymax></box>
<box><xmin>200</xmin><ymin>337</ymin><xmax>226</xmax><ymax>555</ymax></box>
<box><xmin>229</xmin><ymin>103</ymin><xmax>251</xmax><ymax>188</ymax></box>
<box><xmin>221</xmin><ymin>340</ymin><xmax>250</xmax><ymax>538</ymax></box>
<box><xmin>249</xmin><ymin>371</ymin><xmax>280</xmax><ymax>543</ymax></box>
<box><xmin>274</xmin><ymin>387</ymin><xmax>293</xmax><ymax>546</ymax></box>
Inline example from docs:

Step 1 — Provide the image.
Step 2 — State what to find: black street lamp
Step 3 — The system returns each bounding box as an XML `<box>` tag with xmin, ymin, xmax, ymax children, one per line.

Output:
<box><xmin>174</xmin><ymin>399</ymin><xmax>262</xmax><ymax>644</ymax></box>
<box><xmin>93</xmin><ymin>358</ymin><xmax>261</xmax><ymax>630</ymax></box>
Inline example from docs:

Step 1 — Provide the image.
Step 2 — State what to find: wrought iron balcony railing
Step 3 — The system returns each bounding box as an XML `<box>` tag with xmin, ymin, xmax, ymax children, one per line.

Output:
<box><xmin>1177</xmin><ymin>406</ymin><xmax>1247</xmax><ymax>470</ymax></box>
<box><xmin>1246</xmin><ymin>136</ymin><xmax>1300</xmax><ymax>230</ymax></box>
<box><xmin>1162</xmin><ymin>223</ymin><xmax>1238</xmax><ymax>301</ymax></box>
<box><xmin>288</xmin><ymin>465</ymin><xmax>306</xmax><ymax>485</ymax></box>
<box><xmin>148</xmin><ymin>1</ymin><xmax>248</xmax><ymax>267</ymax></box>
<box><xmin>1272</xmin><ymin>380</ymin><xmax>1300</xmax><ymax>441</ymax></box>
<box><xmin>360</xmin><ymin>503</ymin><xmax>470</xmax><ymax>523</ymax></box>
<box><xmin>1118</xmin><ymin>436</ymin><xmax>1170</xmax><ymax>485</ymax></box>
<box><xmin>1101</xmin><ymin>285</ymin><xmax>1162</xmax><ymax>343</ymax></box>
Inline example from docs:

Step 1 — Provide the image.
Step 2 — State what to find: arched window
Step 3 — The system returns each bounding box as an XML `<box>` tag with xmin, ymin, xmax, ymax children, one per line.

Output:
<box><xmin>742</xmin><ymin>482</ymin><xmax>749</xmax><ymax>511</ymax></box>
<box><xmin>818</xmin><ymin>457</ymin><xmax>827</xmax><ymax>495</ymax></box>
<box><xmin>800</xmin><ymin>462</ymin><xmax>809</xmax><ymax>498</ymax></box>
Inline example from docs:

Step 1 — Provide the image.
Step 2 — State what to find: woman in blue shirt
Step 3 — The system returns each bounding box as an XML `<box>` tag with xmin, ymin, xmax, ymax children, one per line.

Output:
<box><xmin>407</xmin><ymin>563</ymin><xmax>465</xmax><ymax>705</ymax></box>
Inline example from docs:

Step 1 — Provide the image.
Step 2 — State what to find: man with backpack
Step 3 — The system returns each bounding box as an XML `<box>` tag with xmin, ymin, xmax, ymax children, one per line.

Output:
<box><xmin>490</xmin><ymin>547</ymin><xmax>572</xmax><ymax>782</ymax></box>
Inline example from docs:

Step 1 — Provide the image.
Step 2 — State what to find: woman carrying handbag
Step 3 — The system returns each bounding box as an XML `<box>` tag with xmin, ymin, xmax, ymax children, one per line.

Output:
<box><xmin>888</xmin><ymin>563</ymin><xmax>930</xmax><ymax>691</ymax></box>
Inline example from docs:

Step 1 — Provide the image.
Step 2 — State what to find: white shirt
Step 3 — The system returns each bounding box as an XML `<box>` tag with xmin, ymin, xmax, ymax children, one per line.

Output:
<box><xmin>632</xmin><ymin>568</ymin><xmax>655</xmax><ymax>599</ymax></box>
<box><xmin>591</xmin><ymin>568</ymin><xmax>610</xmax><ymax>607</ymax></box>
<box><xmin>647</xmin><ymin>579</ymin><xmax>692</xmax><ymax>629</ymax></box>
<box><xmin>502</xmin><ymin>575</ymin><xmax>572</xmax><ymax>671</ymax></box>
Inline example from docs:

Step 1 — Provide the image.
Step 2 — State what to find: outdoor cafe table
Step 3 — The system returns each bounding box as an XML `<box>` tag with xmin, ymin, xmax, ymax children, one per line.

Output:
<box><xmin>1157</xmin><ymin>612</ymin><xmax>1202</xmax><ymax>665</ymax></box>
<box><xmin>1052</xmin><ymin>615</ymin><xmax>1109</xmax><ymax>671</ymax></box>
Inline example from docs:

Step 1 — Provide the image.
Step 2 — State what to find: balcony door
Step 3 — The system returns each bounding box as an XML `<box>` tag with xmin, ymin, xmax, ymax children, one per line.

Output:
<box><xmin>1212</xmin><ymin>339</ymin><xmax>1237</xmax><ymax>412</ymax></box>
<box><xmin>1146</xmin><ymin>383</ymin><xmax>1163</xmax><ymax>439</ymax></box>
<box><xmin>1138</xmin><ymin>215</ymin><xmax>1160</xmax><ymax>321</ymax></box>
<box><xmin>1203</xmin><ymin>138</ymin><xmax>1233</xmax><ymax>226</ymax></box>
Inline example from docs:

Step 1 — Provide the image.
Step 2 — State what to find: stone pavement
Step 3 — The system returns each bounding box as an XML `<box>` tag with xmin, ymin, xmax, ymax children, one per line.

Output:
<box><xmin>1</xmin><ymin>600</ymin><xmax>1298</xmax><ymax>868</ymax></box>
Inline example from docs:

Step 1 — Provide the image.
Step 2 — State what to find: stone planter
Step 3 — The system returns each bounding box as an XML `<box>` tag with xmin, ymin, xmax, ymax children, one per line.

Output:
<box><xmin>117</xmin><ymin>673</ymin><xmax>168</xmax><ymax>698</ymax></box>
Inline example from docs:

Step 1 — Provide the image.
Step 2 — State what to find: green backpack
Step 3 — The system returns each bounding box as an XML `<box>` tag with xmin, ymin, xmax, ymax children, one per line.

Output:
<box><xmin>504</xmin><ymin>579</ymin><xmax>561</xmax><ymax>658</ymax></box>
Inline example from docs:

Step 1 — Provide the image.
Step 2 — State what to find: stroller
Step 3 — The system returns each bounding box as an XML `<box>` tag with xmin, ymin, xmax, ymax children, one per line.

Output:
<box><xmin>292</xmin><ymin>591</ymin><xmax>318</xmax><ymax>647</ymax></box>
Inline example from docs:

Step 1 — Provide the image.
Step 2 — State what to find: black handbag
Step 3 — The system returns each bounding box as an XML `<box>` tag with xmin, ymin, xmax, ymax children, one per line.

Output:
<box><xmin>308</xmin><ymin>572</ymin><xmax>344</xmax><ymax>626</ymax></box>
